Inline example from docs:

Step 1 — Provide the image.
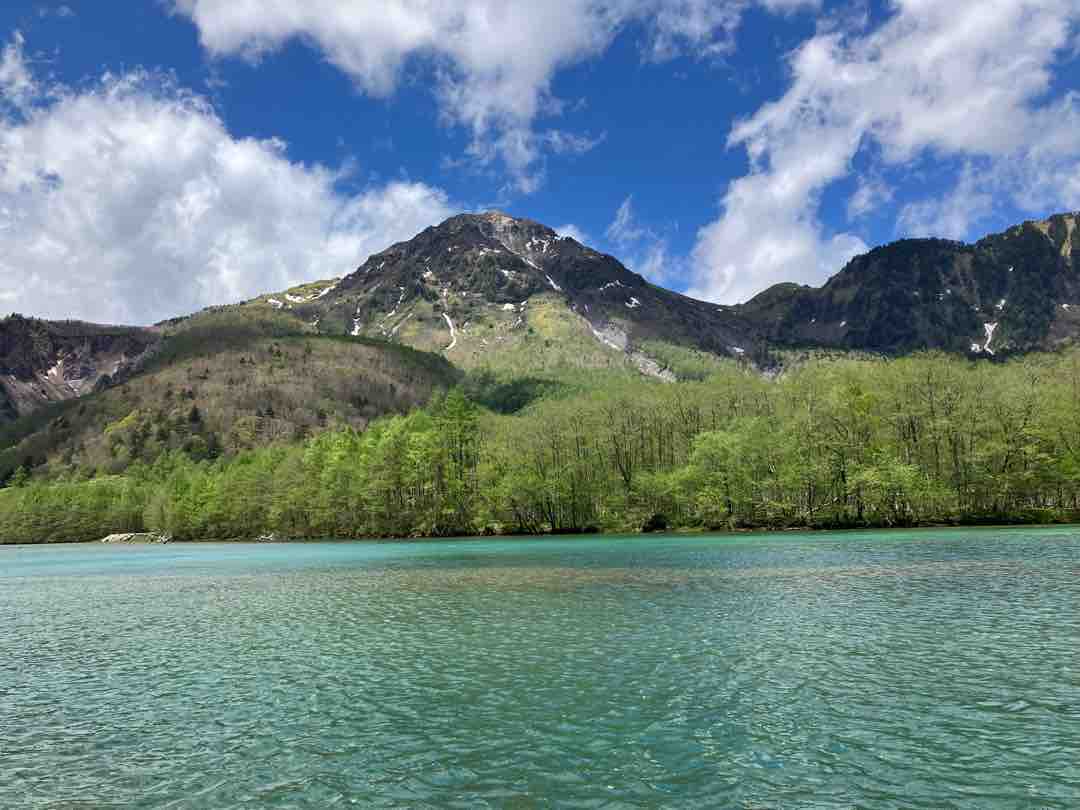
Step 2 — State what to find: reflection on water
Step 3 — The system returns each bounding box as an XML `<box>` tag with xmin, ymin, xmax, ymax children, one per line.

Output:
<box><xmin>2</xmin><ymin>528</ymin><xmax>1079</xmax><ymax>808</ymax></box>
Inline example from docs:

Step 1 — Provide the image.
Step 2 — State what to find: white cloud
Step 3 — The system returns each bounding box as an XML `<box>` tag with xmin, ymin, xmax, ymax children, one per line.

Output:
<box><xmin>38</xmin><ymin>5</ymin><xmax>76</xmax><ymax>18</ymax></box>
<box><xmin>632</xmin><ymin>240</ymin><xmax>678</xmax><ymax>285</ymax></box>
<box><xmin>0</xmin><ymin>32</ymin><xmax>36</xmax><ymax>111</ymax></box>
<box><xmin>690</xmin><ymin>0</ymin><xmax>1080</xmax><ymax>304</ymax></box>
<box><xmin>847</xmin><ymin>173</ymin><xmax>894</xmax><ymax>220</ymax></box>
<box><xmin>0</xmin><ymin>39</ymin><xmax>456</xmax><ymax>325</ymax></box>
<box><xmin>543</xmin><ymin>130</ymin><xmax>607</xmax><ymax>156</ymax></box>
<box><xmin>645</xmin><ymin>0</ymin><xmax>746</xmax><ymax>62</ymax></box>
<box><xmin>604</xmin><ymin>195</ymin><xmax>677</xmax><ymax>283</ymax></box>
<box><xmin>897</xmin><ymin>163</ymin><xmax>994</xmax><ymax>240</ymax></box>
<box><xmin>606</xmin><ymin>196</ymin><xmax>648</xmax><ymax>245</ymax></box>
<box><xmin>645</xmin><ymin>0</ymin><xmax>818</xmax><ymax>61</ymax></box>
<box><xmin>555</xmin><ymin>223</ymin><xmax>590</xmax><ymax>244</ymax></box>
<box><xmin>172</xmin><ymin>0</ymin><xmax>817</xmax><ymax>193</ymax></box>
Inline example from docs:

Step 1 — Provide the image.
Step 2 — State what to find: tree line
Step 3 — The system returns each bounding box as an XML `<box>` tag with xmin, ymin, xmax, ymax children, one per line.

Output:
<box><xmin>2</xmin><ymin>350</ymin><xmax>1080</xmax><ymax>543</ymax></box>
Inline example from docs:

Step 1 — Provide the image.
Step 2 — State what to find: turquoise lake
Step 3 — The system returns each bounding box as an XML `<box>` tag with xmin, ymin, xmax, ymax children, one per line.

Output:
<box><xmin>2</xmin><ymin>528</ymin><xmax>1079</xmax><ymax>808</ymax></box>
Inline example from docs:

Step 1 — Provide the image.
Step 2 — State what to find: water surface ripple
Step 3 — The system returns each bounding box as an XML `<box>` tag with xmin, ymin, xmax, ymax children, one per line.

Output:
<box><xmin>2</xmin><ymin>528</ymin><xmax>1079</xmax><ymax>808</ymax></box>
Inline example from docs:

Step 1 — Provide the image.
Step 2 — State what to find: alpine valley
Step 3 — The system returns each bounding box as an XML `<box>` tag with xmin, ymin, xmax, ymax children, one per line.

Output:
<box><xmin>3</xmin><ymin>210</ymin><xmax>1080</xmax><ymax>542</ymax></box>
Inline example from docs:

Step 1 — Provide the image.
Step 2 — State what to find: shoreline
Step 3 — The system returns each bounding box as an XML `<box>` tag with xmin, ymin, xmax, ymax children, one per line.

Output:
<box><xmin>4</xmin><ymin>520</ymin><xmax>1080</xmax><ymax>547</ymax></box>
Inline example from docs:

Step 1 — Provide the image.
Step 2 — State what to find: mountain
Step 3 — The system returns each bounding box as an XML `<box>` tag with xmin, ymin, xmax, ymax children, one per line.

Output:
<box><xmin>240</xmin><ymin>210</ymin><xmax>1080</xmax><ymax>370</ymax></box>
<box><xmin>239</xmin><ymin>212</ymin><xmax>763</xmax><ymax>378</ymax></box>
<box><xmin>737</xmin><ymin>212</ymin><xmax>1080</xmax><ymax>355</ymax></box>
<box><xmin>4</xmin><ymin>209</ymin><xmax>1080</xmax><ymax>441</ymax></box>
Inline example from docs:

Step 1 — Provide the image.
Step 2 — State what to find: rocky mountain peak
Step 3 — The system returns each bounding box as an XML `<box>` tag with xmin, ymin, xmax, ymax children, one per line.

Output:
<box><xmin>399</xmin><ymin>211</ymin><xmax>569</xmax><ymax>272</ymax></box>
<box><xmin>291</xmin><ymin>210</ymin><xmax>754</xmax><ymax>368</ymax></box>
<box><xmin>335</xmin><ymin>211</ymin><xmax>600</xmax><ymax>305</ymax></box>
<box><xmin>471</xmin><ymin>210</ymin><xmax>560</xmax><ymax>255</ymax></box>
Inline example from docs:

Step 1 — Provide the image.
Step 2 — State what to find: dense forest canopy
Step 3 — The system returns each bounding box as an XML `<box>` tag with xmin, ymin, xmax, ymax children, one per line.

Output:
<box><xmin>3</xmin><ymin>349</ymin><xmax>1080</xmax><ymax>543</ymax></box>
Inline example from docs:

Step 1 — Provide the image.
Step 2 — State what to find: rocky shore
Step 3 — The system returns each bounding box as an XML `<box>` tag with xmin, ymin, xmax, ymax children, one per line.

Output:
<box><xmin>99</xmin><ymin>533</ymin><xmax>171</xmax><ymax>544</ymax></box>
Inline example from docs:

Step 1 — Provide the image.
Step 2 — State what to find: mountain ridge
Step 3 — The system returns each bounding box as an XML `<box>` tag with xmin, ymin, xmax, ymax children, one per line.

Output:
<box><xmin>737</xmin><ymin>211</ymin><xmax>1080</xmax><ymax>355</ymax></box>
<box><xmin>254</xmin><ymin>207</ymin><xmax>1080</xmax><ymax>366</ymax></box>
<box><xmin>3</xmin><ymin>209</ymin><xmax>1080</xmax><ymax>429</ymax></box>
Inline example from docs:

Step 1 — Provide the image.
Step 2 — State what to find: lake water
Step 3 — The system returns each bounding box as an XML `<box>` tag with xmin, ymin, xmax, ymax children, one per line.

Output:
<box><xmin>2</xmin><ymin>528</ymin><xmax>1079</xmax><ymax>808</ymax></box>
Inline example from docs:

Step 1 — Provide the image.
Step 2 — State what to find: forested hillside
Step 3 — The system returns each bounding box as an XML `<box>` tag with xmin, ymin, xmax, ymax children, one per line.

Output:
<box><xmin>4</xmin><ymin>350</ymin><xmax>1079</xmax><ymax>543</ymax></box>
<box><xmin>0</xmin><ymin>309</ymin><xmax>459</xmax><ymax>485</ymax></box>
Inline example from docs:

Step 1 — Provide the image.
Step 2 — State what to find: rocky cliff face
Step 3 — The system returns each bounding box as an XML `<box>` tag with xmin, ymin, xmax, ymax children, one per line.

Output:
<box><xmin>0</xmin><ymin>316</ymin><xmax>160</xmax><ymax>422</ymax></box>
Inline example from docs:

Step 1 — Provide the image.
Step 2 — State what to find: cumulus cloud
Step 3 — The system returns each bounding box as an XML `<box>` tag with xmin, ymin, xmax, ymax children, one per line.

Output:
<box><xmin>172</xmin><ymin>0</ymin><xmax>817</xmax><ymax>193</ymax></box>
<box><xmin>0</xmin><ymin>37</ymin><xmax>456</xmax><ymax>325</ymax></box>
<box><xmin>690</xmin><ymin>0</ymin><xmax>1080</xmax><ymax>304</ymax></box>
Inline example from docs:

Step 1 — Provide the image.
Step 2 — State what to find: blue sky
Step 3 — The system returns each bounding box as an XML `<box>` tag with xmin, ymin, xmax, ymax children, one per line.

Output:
<box><xmin>1</xmin><ymin>1</ymin><xmax>1079</xmax><ymax>323</ymax></box>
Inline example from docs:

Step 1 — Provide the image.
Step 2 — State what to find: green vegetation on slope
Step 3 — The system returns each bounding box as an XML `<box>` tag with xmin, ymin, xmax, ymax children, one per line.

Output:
<box><xmin>4</xmin><ymin>350</ymin><xmax>1080</xmax><ymax>543</ymax></box>
<box><xmin>0</xmin><ymin>308</ymin><xmax>460</xmax><ymax>484</ymax></box>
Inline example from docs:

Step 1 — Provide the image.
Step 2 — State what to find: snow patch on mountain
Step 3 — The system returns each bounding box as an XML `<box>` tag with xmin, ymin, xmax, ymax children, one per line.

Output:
<box><xmin>442</xmin><ymin>313</ymin><xmax>458</xmax><ymax>351</ymax></box>
<box><xmin>588</xmin><ymin>321</ymin><xmax>627</xmax><ymax>352</ymax></box>
<box><xmin>983</xmin><ymin>322</ymin><xmax>998</xmax><ymax>355</ymax></box>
